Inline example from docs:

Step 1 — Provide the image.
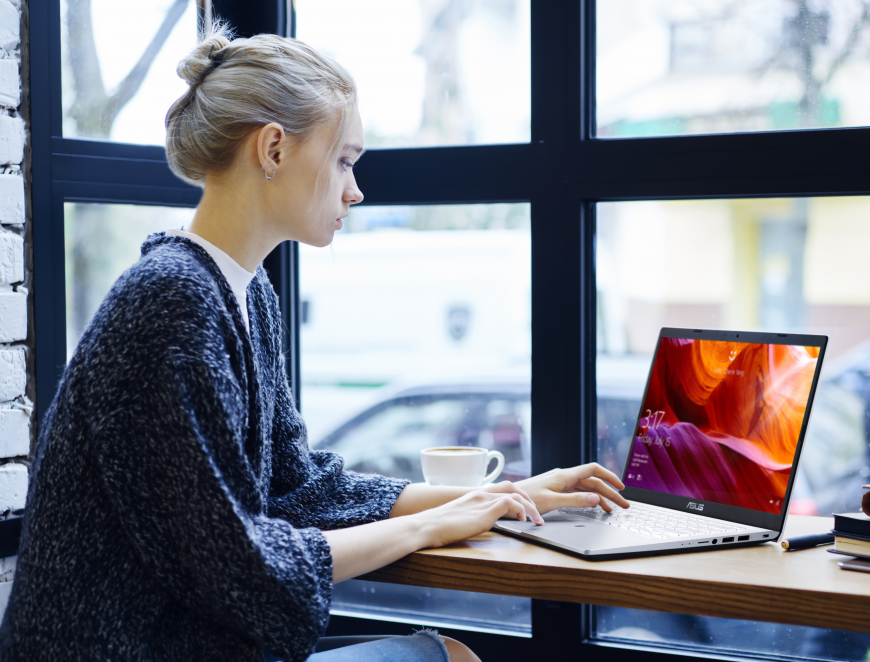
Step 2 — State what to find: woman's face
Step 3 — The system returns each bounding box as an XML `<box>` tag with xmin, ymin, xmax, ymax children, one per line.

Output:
<box><xmin>276</xmin><ymin>108</ymin><xmax>365</xmax><ymax>247</ymax></box>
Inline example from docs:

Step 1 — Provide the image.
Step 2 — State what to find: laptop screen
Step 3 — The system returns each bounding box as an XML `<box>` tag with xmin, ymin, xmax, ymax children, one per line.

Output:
<box><xmin>623</xmin><ymin>337</ymin><xmax>821</xmax><ymax>515</ymax></box>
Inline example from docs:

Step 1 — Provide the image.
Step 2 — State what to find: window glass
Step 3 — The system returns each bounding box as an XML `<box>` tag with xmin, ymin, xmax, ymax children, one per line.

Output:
<box><xmin>597</xmin><ymin>0</ymin><xmax>870</xmax><ymax>137</ymax></box>
<box><xmin>595</xmin><ymin>197</ymin><xmax>870</xmax><ymax>658</ymax></box>
<box><xmin>295</xmin><ymin>0</ymin><xmax>531</xmax><ymax>148</ymax></box>
<box><xmin>64</xmin><ymin>203</ymin><xmax>193</xmax><ymax>359</ymax></box>
<box><xmin>61</xmin><ymin>0</ymin><xmax>198</xmax><ymax>144</ymax></box>
<box><xmin>300</xmin><ymin>203</ymin><xmax>532</xmax><ymax>634</ymax></box>
<box><xmin>597</xmin><ymin>608</ymin><xmax>870</xmax><ymax>661</ymax></box>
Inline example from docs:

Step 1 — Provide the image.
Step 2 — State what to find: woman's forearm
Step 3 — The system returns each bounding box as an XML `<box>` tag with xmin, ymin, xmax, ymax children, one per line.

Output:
<box><xmin>388</xmin><ymin>483</ymin><xmax>471</xmax><ymax>518</ymax></box>
<box><xmin>325</xmin><ymin>484</ymin><xmax>478</xmax><ymax>583</ymax></box>
<box><xmin>325</xmin><ymin>486</ymin><xmax>541</xmax><ymax>583</ymax></box>
<box><xmin>324</xmin><ymin>515</ymin><xmax>434</xmax><ymax>583</ymax></box>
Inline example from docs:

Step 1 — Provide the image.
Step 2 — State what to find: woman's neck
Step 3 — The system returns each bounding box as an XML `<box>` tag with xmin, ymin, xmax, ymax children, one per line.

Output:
<box><xmin>186</xmin><ymin>168</ymin><xmax>281</xmax><ymax>273</ymax></box>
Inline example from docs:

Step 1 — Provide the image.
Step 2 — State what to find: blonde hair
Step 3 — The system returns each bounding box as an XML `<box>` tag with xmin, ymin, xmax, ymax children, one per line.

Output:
<box><xmin>165</xmin><ymin>23</ymin><xmax>357</xmax><ymax>197</ymax></box>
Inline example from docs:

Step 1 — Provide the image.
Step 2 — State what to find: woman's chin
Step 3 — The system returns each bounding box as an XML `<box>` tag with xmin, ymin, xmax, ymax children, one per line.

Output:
<box><xmin>295</xmin><ymin>232</ymin><xmax>335</xmax><ymax>249</ymax></box>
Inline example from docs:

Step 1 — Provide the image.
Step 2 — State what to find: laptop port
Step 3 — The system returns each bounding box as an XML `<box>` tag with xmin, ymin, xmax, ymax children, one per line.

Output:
<box><xmin>738</xmin><ymin>535</ymin><xmax>750</xmax><ymax>541</ymax></box>
<box><xmin>712</xmin><ymin>539</ymin><xmax>718</xmax><ymax>544</ymax></box>
<box><xmin>722</xmin><ymin>537</ymin><xmax>734</xmax><ymax>543</ymax></box>
<box><xmin>762</xmin><ymin>534</ymin><xmax>769</xmax><ymax>538</ymax></box>
<box><xmin>697</xmin><ymin>540</ymin><xmax>709</xmax><ymax>544</ymax></box>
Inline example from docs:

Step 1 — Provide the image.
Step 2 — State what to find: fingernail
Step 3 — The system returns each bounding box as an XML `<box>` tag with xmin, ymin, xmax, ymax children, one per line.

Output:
<box><xmin>588</xmin><ymin>494</ymin><xmax>600</xmax><ymax>506</ymax></box>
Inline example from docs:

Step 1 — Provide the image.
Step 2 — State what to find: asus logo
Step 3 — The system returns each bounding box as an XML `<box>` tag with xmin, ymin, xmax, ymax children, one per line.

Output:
<box><xmin>686</xmin><ymin>502</ymin><xmax>704</xmax><ymax>511</ymax></box>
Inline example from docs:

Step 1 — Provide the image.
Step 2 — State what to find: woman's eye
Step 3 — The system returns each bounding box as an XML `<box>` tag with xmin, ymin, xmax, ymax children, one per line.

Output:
<box><xmin>340</xmin><ymin>159</ymin><xmax>354</xmax><ymax>170</ymax></box>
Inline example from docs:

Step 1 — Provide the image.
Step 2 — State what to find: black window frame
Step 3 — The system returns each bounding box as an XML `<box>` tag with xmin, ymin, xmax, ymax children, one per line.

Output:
<box><xmin>28</xmin><ymin>0</ymin><xmax>870</xmax><ymax>660</ymax></box>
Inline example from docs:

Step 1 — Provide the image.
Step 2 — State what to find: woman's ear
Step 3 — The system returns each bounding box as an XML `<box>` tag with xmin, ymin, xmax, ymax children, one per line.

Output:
<box><xmin>256</xmin><ymin>122</ymin><xmax>287</xmax><ymax>178</ymax></box>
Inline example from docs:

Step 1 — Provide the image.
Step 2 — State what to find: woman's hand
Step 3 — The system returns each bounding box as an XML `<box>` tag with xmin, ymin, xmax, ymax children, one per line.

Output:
<box><xmin>413</xmin><ymin>487</ymin><xmax>545</xmax><ymax>549</ymax></box>
<box><xmin>328</xmin><ymin>486</ymin><xmax>544</xmax><ymax>582</ymax></box>
<box><xmin>515</xmin><ymin>463</ymin><xmax>629</xmax><ymax>515</ymax></box>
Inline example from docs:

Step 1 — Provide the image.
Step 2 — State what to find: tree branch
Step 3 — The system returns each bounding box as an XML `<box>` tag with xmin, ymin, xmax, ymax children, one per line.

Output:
<box><xmin>822</xmin><ymin>1</ymin><xmax>870</xmax><ymax>87</ymax></box>
<box><xmin>67</xmin><ymin>0</ymin><xmax>106</xmax><ymax>106</ymax></box>
<box><xmin>107</xmin><ymin>0</ymin><xmax>190</xmax><ymax>119</ymax></box>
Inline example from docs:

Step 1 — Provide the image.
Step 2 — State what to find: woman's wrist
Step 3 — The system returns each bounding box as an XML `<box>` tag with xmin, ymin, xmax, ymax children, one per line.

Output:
<box><xmin>325</xmin><ymin>514</ymin><xmax>437</xmax><ymax>583</ymax></box>
<box><xmin>389</xmin><ymin>483</ymin><xmax>472</xmax><ymax>518</ymax></box>
<box><xmin>403</xmin><ymin>511</ymin><xmax>440</xmax><ymax>550</ymax></box>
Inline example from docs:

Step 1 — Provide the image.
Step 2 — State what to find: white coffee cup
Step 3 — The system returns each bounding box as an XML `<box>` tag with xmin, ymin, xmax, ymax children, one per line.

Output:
<box><xmin>420</xmin><ymin>446</ymin><xmax>505</xmax><ymax>487</ymax></box>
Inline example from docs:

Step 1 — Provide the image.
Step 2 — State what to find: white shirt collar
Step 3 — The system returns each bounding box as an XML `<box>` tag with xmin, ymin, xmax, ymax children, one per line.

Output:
<box><xmin>166</xmin><ymin>228</ymin><xmax>256</xmax><ymax>334</ymax></box>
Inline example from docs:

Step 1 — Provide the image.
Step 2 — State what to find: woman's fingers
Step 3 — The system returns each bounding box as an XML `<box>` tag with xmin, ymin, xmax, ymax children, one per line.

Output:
<box><xmin>536</xmin><ymin>467</ymin><xmax>629</xmax><ymax>513</ymax></box>
<box><xmin>426</xmin><ymin>489</ymin><xmax>546</xmax><ymax>547</ymax></box>
<box><xmin>489</xmin><ymin>494</ymin><xmax>526</xmax><ymax>523</ymax></box>
<box><xmin>573</xmin><ymin>476</ymin><xmax>630</xmax><ymax>510</ymax></box>
<box><xmin>548</xmin><ymin>490</ymin><xmax>604</xmax><ymax>511</ymax></box>
<box><xmin>495</xmin><ymin>480</ymin><xmax>536</xmax><ymax>507</ymax></box>
<box><xmin>464</xmin><ymin>489</ymin><xmax>539</xmax><ymax>523</ymax></box>
<box><xmin>483</xmin><ymin>490</ymin><xmax>543</xmax><ymax>525</ymax></box>
<box><xmin>549</xmin><ymin>488</ymin><xmax>630</xmax><ymax>513</ymax></box>
<box><xmin>568</xmin><ymin>463</ymin><xmax>625</xmax><ymax>491</ymax></box>
<box><xmin>553</xmin><ymin>465</ymin><xmax>628</xmax><ymax>512</ymax></box>
<box><xmin>482</xmin><ymin>481</ymin><xmax>540</xmax><ymax>519</ymax></box>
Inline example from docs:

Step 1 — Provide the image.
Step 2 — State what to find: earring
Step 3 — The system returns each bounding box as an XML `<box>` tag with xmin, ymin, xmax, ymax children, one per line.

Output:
<box><xmin>266</xmin><ymin>172</ymin><xmax>273</xmax><ymax>181</ymax></box>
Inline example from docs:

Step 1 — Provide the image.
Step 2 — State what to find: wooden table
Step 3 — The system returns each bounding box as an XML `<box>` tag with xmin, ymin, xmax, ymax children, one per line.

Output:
<box><xmin>362</xmin><ymin>515</ymin><xmax>870</xmax><ymax>633</ymax></box>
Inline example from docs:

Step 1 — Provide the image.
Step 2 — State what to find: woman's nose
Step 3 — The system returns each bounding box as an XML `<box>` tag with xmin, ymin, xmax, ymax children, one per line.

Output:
<box><xmin>345</xmin><ymin>178</ymin><xmax>364</xmax><ymax>205</ymax></box>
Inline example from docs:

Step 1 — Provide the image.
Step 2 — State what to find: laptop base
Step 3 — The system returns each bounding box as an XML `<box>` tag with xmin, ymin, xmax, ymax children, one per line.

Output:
<box><xmin>492</xmin><ymin>522</ymin><xmax>771</xmax><ymax>561</ymax></box>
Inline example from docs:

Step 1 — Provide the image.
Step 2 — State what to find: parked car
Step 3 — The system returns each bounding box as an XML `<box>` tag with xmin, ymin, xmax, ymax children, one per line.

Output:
<box><xmin>313</xmin><ymin>381</ymin><xmax>532</xmax><ymax>484</ymax></box>
<box><xmin>311</xmin><ymin>355</ymin><xmax>651</xmax><ymax>485</ymax></box>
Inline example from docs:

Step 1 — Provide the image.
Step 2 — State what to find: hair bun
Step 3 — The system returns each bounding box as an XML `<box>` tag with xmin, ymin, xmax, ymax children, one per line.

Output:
<box><xmin>176</xmin><ymin>33</ymin><xmax>232</xmax><ymax>87</ymax></box>
<box><xmin>166</xmin><ymin>30</ymin><xmax>357</xmax><ymax>188</ymax></box>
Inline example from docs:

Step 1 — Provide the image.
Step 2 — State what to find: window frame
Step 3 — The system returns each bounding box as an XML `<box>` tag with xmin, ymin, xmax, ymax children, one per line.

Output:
<box><xmin>28</xmin><ymin>0</ymin><xmax>870</xmax><ymax>659</ymax></box>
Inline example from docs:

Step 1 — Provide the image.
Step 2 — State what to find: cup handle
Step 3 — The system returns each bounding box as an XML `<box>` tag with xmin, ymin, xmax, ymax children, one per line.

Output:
<box><xmin>481</xmin><ymin>450</ymin><xmax>505</xmax><ymax>485</ymax></box>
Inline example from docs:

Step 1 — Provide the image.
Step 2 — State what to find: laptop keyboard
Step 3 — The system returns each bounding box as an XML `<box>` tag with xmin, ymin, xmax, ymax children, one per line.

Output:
<box><xmin>559</xmin><ymin>501</ymin><xmax>754</xmax><ymax>539</ymax></box>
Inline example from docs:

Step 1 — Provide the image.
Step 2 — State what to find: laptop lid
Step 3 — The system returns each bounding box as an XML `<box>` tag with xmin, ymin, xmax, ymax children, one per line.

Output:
<box><xmin>620</xmin><ymin>328</ymin><xmax>827</xmax><ymax>534</ymax></box>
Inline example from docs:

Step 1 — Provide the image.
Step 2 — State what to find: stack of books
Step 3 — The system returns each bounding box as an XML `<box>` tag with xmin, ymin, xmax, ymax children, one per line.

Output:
<box><xmin>830</xmin><ymin>512</ymin><xmax>870</xmax><ymax>573</ymax></box>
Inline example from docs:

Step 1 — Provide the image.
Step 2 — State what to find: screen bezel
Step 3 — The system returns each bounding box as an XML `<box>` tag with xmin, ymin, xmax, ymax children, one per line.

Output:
<box><xmin>618</xmin><ymin>327</ymin><xmax>828</xmax><ymax>533</ymax></box>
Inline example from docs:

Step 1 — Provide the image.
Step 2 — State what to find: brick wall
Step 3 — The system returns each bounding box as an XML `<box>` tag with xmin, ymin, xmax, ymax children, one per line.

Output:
<box><xmin>0</xmin><ymin>0</ymin><xmax>29</xmax><ymax>610</ymax></box>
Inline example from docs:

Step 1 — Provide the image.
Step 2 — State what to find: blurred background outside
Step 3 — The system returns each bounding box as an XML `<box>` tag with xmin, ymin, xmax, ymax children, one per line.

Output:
<box><xmin>598</xmin><ymin>0</ymin><xmax>870</xmax><ymax>136</ymax></box>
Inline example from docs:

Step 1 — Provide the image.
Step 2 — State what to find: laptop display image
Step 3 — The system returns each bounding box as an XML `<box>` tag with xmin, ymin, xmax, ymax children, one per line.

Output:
<box><xmin>625</xmin><ymin>337</ymin><xmax>820</xmax><ymax>514</ymax></box>
<box><xmin>494</xmin><ymin>328</ymin><xmax>827</xmax><ymax>560</ymax></box>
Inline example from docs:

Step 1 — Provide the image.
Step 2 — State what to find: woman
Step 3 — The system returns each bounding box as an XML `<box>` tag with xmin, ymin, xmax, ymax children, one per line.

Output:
<box><xmin>0</xmin><ymin>27</ymin><xmax>628</xmax><ymax>662</ymax></box>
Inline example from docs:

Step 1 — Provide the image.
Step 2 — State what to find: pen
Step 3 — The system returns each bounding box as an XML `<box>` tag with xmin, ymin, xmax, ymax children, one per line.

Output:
<box><xmin>781</xmin><ymin>533</ymin><xmax>835</xmax><ymax>551</ymax></box>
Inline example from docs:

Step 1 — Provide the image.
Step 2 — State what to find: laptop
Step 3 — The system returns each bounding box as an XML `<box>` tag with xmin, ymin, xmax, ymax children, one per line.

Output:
<box><xmin>494</xmin><ymin>327</ymin><xmax>828</xmax><ymax>560</ymax></box>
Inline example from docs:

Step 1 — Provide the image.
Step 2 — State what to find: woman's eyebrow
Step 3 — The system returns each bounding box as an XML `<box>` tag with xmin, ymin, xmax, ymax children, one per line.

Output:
<box><xmin>345</xmin><ymin>143</ymin><xmax>365</xmax><ymax>157</ymax></box>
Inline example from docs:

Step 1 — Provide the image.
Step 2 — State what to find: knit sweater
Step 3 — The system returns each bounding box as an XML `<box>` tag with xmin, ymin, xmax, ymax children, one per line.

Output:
<box><xmin>0</xmin><ymin>233</ymin><xmax>409</xmax><ymax>662</ymax></box>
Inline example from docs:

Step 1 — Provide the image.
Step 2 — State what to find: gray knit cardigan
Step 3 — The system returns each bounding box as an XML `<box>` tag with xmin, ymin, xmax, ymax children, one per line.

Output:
<box><xmin>0</xmin><ymin>233</ymin><xmax>409</xmax><ymax>662</ymax></box>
